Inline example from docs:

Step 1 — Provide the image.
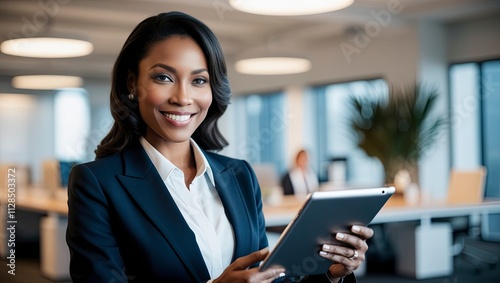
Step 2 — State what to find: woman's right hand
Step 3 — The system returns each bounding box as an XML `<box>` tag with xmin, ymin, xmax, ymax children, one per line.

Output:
<box><xmin>213</xmin><ymin>248</ymin><xmax>285</xmax><ymax>283</ymax></box>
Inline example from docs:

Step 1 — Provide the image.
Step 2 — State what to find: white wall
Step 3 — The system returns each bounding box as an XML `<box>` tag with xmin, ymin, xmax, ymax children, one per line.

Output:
<box><xmin>417</xmin><ymin>21</ymin><xmax>450</xmax><ymax>199</ymax></box>
<box><xmin>227</xmin><ymin>26</ymin><xmax>419</xmax><ymax>94</ymax></box>
<box><xmin>83</xmin><ymin>79</ymin><xmax>113</xmax><ymax>161</ymax></box>
<box><xmin>448</xmin><ymin>16</ymin><xmax>500</xmax><ymax>63</ymax></box>
<box><xmin>0</xmin><ymin>77</ymin><xmax>111</xmax><ymax>184</ymax></box>
<box><xmin>0</xmin><ymin>87</ymin><xmax>54</xmax><ymax>185</ymax></box>
<box><xmin>284</xmin><ymin>85</ymin><xmax>305</xmax><ymax>168</ymax></box>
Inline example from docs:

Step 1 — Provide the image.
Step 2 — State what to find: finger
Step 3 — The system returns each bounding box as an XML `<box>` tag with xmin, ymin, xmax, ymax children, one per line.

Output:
<box><xmin>319</xmin><ymin>250</ymin><xmax>358</xmax><ymax>270</ymax></box>
<box><xmin>351</xmin><ymin>225</ymin><xmax>374</xmax><ymax>240</ymax></box>
<box><xmin>321</xmin><ymin>244</ymin><xmax>360</xmax><ymax>260</ymax></box>
<box><xmin>231</xmin><ymin>248</ymin><xmax>269</xmax><ymax>270</ymax></box>
<box><xmin>336</xmin><ymin>232</ymin><xmax>368</xmax><ymax>252</ymax></box>
<box><xmin>255</xmin><ymin>268</ymin><xmax>286</xmax><ymax>283</ymax></box>
<box><xmin>243</xmin><ymin>267</ymin><xmax>285</xmax><ymax>283</ymax></box>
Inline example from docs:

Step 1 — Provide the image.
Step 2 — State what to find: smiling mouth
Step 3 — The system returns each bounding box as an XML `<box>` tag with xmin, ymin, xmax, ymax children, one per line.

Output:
<box><xmin>161</xmin><ymin>112</ymin><xmax>193</xmax><ymax>122</ymax></box>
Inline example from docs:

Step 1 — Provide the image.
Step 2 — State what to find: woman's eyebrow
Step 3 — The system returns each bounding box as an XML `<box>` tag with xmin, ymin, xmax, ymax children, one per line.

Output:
<box><xmin>150</xmin><ymin>63</ymin><xmax>176</xmax><ymax>73</ymax></box>
<box><xmin>191</xmin><ymin>68</ymin><xmax>208</xmax><ymax>75</ymax></box>
<box><xmin>149</xmin><ymin>63</ymin><xmax>208</xmax><ymax>75</ymax></box>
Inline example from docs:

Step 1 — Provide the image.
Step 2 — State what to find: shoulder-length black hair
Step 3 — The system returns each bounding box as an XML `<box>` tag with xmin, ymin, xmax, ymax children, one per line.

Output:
<box><xmin>95</xmin><ymin>11</ymin><xmax>231</xmax><ymax>159</ymax></box>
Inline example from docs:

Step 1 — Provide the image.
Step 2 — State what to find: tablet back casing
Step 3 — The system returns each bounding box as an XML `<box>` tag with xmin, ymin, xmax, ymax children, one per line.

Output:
<box><xmin>260</xmin><ymin>187</ymin><xmax>395</xmax><ymax>277</ymax></box>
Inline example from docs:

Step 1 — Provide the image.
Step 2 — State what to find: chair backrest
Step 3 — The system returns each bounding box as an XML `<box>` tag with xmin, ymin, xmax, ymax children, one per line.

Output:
<box><xmin>447</xmin><ymin>166</ymin><xmax>487</xmax><ymax>204</ymax></box>
<box><xmin>251</xmin><ymin>163</ymin><xmax>279</xmax><ymax>191</ymax></box>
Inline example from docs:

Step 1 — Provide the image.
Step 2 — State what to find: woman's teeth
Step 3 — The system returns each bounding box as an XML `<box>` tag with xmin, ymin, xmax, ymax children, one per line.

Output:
<box><xmin>163</xmin><ymin>113</ymin><xmax>191</xmax><ymax>122</ymax></box>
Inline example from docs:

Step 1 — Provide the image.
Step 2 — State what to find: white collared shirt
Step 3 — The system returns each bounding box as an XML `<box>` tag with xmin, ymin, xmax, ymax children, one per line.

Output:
<box><xmin>289</xmin><ymin>167</ymin><xmax>319</xmax><ymax>197</ymax></box>
<box><xmin>140</xmin><ymin>137</ymin><xmax>235</xmax><ymax>279</ymax></box>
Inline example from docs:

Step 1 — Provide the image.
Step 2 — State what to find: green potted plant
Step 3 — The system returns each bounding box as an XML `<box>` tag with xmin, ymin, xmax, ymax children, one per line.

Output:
<box><xmin>348</xmin><ymin>83</ymin><xmax>447</xmax><ymax>187</ymax></box>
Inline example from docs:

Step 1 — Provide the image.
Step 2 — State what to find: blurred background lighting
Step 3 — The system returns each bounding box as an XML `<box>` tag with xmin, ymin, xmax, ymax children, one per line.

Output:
<box><xmin>12</xmin><ymin>75</ymin><xmax>84</xmax><ymax>90</ymax></box>
<box><xmin>229</xmin><ymin>0</ymin><xmax>354</xmax><ymax>16</ymax></box>
<box><xmin>235</xmin><ymin>57</ymin><xmax>312</xmax><ymax>75</ymax></box>
<box><xmin>1</xmin><ymin>37</ymin><xmax>93</xmax><ymax>58</ymax></box>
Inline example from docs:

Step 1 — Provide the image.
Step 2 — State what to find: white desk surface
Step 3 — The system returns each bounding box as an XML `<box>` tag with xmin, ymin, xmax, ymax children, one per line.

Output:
<box><xmin>263</xmin><ymin>194</ymin><xmax>500</xmax><ymax>227</ymax></box>
<box><xmin>4</xmin><ymin>189</ymin><xmax>500</xmax><ymax>227</ymax></box>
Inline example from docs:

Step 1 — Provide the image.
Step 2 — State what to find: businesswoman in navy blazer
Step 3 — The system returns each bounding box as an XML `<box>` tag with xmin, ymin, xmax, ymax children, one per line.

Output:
<box><xmin>66</xmin><ymin>11</ymin><xmax>373</xmax><ymax>283</ymax></box>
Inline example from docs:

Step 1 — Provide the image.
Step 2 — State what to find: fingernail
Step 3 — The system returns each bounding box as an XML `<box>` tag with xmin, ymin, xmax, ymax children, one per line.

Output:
<box><xmin>278</xmin><ymin>271</ymin><xmax>286</xmax><ymax>278</ymax></box>
<box><xmin>322</xmin><ymin>244</ymin><xmax>332</xmax><ymax>251</ymax></box>
<box><xmin>260</xmin><ymin>247</ymin><xmax>269</xmax><ymax>254</ymax></box>
<box><xmin>319</xmin><ymin>251</ymin><xmax>328</xmax><ymax>256</ymax></box>
<box><xmin>336</xmin><ymin>232</ymin><xmax>345</xmax><ymax>240</ymax></box>
<box><xmin>352</xmin><ymin>225</ymin><xmax>361</xmax><ymax>232</ymax></box>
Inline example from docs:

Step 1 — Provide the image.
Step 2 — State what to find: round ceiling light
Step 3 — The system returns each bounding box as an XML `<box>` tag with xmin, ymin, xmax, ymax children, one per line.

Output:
<box><xmin>235</xmin><ymin>57</ymin><xmax>311</xmax><ymax>75</ymax></box>
<box><xmin>229</xmin><ymin>0</ymin><xmax>354</xmax><ymax>16</ymax></box>
<box><xmin>1</xmin><ymin>37</ymin><xmax>93</xmax><ymax>58</ymax></box>
<box><xmin>12</xmin><ymin>75</ymin><xmax>84</xmax><ymax>90</ymax></box>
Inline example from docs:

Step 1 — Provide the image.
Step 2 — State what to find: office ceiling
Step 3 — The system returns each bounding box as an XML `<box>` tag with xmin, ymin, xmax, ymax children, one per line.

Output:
<box><xmin>0</xmin><ymin>0</ymin><xmax>499</xmax><ymax>82</ymax></box>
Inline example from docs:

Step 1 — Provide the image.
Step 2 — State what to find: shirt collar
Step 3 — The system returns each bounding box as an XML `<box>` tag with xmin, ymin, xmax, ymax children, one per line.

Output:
<box><xmin>139</xmin><ymin>137</ymin><xmax>215</xmax><ymax>187</ymax></box>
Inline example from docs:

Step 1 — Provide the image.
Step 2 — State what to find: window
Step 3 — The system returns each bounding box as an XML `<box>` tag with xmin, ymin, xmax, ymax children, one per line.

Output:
<box><xmin>222</xmin><ymin>91</ymin><xmax>286</xmax><ymax>173</ymax></box>
<box><xmin>54</xmin><ymin>88</ymin><xmax>91</xmax><ymax>161</ymax></box>
<box><xmin>450</xmin><ymin>59</ymin><xmax>500</xmax><ymax>198</ymax></box>
<box><xmin>310</xmin><ymin>79</ymin><xmax>387</xmax><ymax>186</ymax></box>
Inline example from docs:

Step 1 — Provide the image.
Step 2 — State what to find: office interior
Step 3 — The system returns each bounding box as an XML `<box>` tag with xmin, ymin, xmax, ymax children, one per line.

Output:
<box><xmin>0</xmin><ymin>0</ymin><xmax>499</xmax><ymax>282</ymax></box>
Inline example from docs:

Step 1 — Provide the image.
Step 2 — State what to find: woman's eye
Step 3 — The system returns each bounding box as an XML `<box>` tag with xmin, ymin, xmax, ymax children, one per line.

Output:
<box><xmin>154</xmin><ymin>74</ymin><xmax>172</xmax><ymax>82</ymax></box>
<box><xmin>193</xmin><ymin>77</ymin><xmax>208</xmax><ymax>85</ymax></box>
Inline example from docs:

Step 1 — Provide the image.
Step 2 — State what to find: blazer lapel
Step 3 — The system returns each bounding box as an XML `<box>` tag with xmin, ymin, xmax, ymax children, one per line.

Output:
<box><xmin>116</xmin><ymin>143</ymin><xmax>210</xmax><ymax>281</ymax></box>
<box><xmin>206</xmin><ymin>153</ymin><xmax>255</xmax><ymax>260</ymax></box>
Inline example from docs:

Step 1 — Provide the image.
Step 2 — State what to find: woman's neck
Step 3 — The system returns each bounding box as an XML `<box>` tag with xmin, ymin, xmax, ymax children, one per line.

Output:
<box><xmin>144</xmin><ymin>135</ymin><xmax>197</xmax><ymax>187</ymax></box>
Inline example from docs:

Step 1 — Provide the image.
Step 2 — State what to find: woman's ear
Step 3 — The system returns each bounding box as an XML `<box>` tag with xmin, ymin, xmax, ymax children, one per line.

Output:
<box><xmin>126</xmin><ymin>71</ymin><xmax>136</xmax><ymax>94</ymax></box>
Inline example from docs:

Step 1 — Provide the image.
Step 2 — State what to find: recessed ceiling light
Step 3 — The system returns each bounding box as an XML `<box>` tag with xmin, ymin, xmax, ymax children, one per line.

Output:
<box><xmin>1</xmin><ymin>37</ymin><xmax>93</xmax><ymax>58</ymax></box>
<box><xmin>229</xmin><ymin>0</ymin><xmax>354</xmax><ymax>16</ymax></box>
<box><xmin>12</xmin><ymin>75</ymin><xmax>84</xmax><ymax>90</ymax></box>
<box><xmin>235</xmin><ymin>57</ymin><xmax>311</xmax><ymax>75</ymax></box>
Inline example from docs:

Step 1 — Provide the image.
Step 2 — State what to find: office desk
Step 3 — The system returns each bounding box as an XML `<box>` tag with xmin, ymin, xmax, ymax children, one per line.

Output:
<box><xmin>263</xmin><ymin>194</ymin><xmax>500</xmax><ymax>279</ymax></box>
<box><xmin>4</xmin><ymin>191</ymin><xmax>500</xmax><ymax>280</ymax></box>
<box><xmin>0</xmin><ymin>188</ymin><xmax>69</xmax><ymax>280</ymax></box>
<box><xmin>4</xmin><ymin>191</ymin><xmax>68</xmax><ymax>215</ymax></box>
<box><xmin>264</xmin><ymin>195</ymin><xmax>500</xmax><ymax>226</ymax></box>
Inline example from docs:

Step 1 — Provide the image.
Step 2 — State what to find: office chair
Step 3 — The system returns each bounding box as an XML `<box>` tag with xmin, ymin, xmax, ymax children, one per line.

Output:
<box><xmin>446</xmin><ymin>167</ymin><xmax>498</xmax><ymax>273</ymax></box>
<box><xmin>447</xmin><ymin>166</ymin><xmax>487</xmax><ymax>204</ymax></box>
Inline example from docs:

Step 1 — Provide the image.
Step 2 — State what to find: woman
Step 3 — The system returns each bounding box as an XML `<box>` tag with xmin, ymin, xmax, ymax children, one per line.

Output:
<box><xmin>281</xmin><ymin>149</ymin><xmax>319</xmax><ymax>197</ymax></box>
<box><xmin>66</xmin><ymin>11</ymin><xmax>373</xmax><ymax>283</ymax></box>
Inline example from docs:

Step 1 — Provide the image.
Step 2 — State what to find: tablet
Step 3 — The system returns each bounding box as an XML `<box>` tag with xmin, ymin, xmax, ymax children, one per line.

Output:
<box><xmin>260</xmin><ymin>186</ymin><xmax>395</xmax><ymax>277</ymax></box>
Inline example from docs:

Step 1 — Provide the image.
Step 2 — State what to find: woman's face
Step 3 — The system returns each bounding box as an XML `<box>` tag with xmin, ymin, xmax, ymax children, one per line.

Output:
<box><xmin>132</xmin><ymin>36</ymin><xmax>212</xmax><ymax>147</ymax></box>
<box><xmin>296</xmin><ymin>151</ymin><xmax>308</xmax><ymax>169</ymax></box>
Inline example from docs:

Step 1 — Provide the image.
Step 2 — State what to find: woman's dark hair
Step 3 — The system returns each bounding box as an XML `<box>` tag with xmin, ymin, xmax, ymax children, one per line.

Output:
<box><xmin>95</xmin><ymin>11</ymin><xmax>231</xmax><ymax>159</ymax></box>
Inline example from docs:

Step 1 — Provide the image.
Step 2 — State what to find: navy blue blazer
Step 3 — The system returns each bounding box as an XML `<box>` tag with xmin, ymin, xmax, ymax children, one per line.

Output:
<box><xmin>66</xmin><ymin>142</ymin><xmax>355</xmax><ymax>283</ymax></box>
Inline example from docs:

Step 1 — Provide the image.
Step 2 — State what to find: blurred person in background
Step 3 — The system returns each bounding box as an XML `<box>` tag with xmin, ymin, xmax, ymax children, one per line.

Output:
<box><xmin>281</xmin><ymin>149</ymin><xmax>319</xmax><ymax>197</ymax></box>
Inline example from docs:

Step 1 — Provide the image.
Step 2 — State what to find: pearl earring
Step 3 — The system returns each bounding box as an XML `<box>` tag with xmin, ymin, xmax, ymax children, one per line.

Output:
<box><xmin>128</xmin><ymin>93</ymin><xmax>135</xmax><ymax>100</ymax></box>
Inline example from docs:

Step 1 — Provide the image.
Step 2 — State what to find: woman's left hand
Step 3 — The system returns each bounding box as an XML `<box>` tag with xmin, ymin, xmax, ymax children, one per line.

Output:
<box><xmin>318</xmin><ymin>225</ymin><xmax>374</xmax><ymax>280</ymax></box>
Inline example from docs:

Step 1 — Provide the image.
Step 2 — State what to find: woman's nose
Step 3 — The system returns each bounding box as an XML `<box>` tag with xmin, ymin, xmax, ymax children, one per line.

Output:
<box><xmin>169</xmin><ymin>83</ymin><xmax>192</xmax><ymax>106</ymax></box>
